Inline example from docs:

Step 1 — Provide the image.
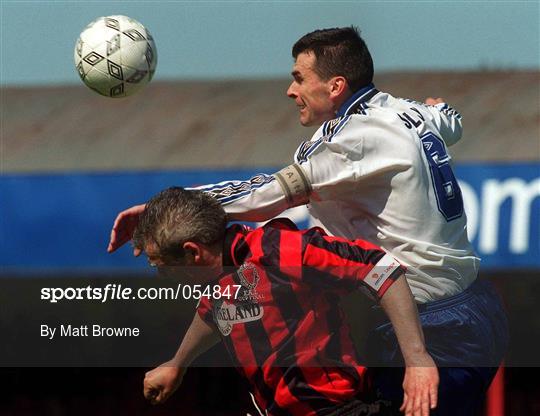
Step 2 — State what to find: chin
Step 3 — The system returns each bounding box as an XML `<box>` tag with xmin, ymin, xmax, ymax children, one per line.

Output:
<box><xmin>300</xmin><ymin>116</ymin><xmax>314</xmax><ymax>127</ymax></box>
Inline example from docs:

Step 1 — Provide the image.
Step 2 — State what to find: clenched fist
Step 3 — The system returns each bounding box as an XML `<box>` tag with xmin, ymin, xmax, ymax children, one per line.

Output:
<box><xmin>143</xmin><ymin>363</ymin><xmax>185</xmax><ymax>405</ymax></box>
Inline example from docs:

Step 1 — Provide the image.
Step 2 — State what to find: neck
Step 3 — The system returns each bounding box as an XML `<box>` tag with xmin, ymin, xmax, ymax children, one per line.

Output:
<box><xmin>208</xmin><ymin>252</ymin><xmax>223</xmax><ymax>275</ymax></box>
<box><xmin>334</xmin><ymin>91</ymin><xmax>353</xmax><ymax>115</ymax></box>
<box><xmin>202</xmin><ymin>242</ymin><xmax>224</xmax><ymax>276</ymax></box>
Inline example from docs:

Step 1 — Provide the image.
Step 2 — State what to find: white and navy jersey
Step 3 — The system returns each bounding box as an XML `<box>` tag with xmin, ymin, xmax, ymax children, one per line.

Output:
<box><xmin>194</xmin><ymin>84</ymin><xmax>478</xmax><ymax>303</ymax></box>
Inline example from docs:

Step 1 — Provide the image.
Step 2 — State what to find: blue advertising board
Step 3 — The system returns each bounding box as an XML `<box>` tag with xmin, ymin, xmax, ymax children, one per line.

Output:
<box><xmin>1</xmin><ymin>163</ymin><xmax>538</xmax><ymax>274</ymax></box>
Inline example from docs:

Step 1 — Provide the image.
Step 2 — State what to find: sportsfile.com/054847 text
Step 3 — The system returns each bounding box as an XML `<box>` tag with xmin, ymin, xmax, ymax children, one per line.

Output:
<box><xmin>40</xmin><ymin>284</ymin><xmax>242</xmax><ymax>303</ymax></box>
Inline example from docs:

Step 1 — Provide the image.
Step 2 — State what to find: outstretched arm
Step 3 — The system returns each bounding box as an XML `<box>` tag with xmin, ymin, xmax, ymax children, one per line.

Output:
<box><xmin>108</xmin><ymin>166</ymin><xmax>311</xmax><ymax>253</ymax></box>
<box><xmin>192</xmin><ymin>170</ymin><xmax>299</xmax><ymax>222</ymax></box>
<box><xmin>379</xmin><ymin>276</ymin><xmax>439</xmax><ymax>416</ymax></box>
<box><xmin>143</xmin><ymin>313</ymin><xmax>220</xmax><ymax>405</ymax></box>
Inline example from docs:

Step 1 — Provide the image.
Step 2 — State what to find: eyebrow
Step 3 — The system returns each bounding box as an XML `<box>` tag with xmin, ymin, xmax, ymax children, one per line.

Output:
<box><xmin>291</xmin><ymin>70</ymin><xmax>301</xmax><ymax>78</ymax></box>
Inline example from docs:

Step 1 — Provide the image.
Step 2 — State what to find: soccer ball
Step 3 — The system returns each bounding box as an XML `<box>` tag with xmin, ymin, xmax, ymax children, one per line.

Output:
<box><xmin>74</xmin><ymin>15</ymin><xmax>157</xmax><ymax>97</ymax></box>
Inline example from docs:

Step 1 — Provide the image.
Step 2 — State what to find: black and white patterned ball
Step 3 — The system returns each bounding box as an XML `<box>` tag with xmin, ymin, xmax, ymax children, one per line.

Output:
<box><xmin>74</xmin><ymin>15</ymin><xmax>157</xmax><ymax>98</ymax></box>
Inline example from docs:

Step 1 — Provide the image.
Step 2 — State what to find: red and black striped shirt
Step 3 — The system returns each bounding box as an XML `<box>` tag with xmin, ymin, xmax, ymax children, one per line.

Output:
<box><xmin>198</xmin><ymin>218</ymin><xmax>404</xmax><ymax>416</ymax></box>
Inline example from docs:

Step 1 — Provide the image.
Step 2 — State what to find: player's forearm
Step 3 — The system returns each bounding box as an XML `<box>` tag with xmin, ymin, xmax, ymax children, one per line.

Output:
<box><xmin>189</xmin><ymin>175</ymin><xmax>292</xmax><ymax>222</ymax></box>
<box><xmin>223</xmin><ymin>192</ymin><xmax>290</xmax><ymax>222</ymax></box>
<box><xmin>170</xmin><ymin>313</ymin><xmax>221</xmax><ymax>368</ymax></box>
<box><xmin>379</xmin><ymin>275</ymin><xmax>430</xmax><ymax>365</ymax></box>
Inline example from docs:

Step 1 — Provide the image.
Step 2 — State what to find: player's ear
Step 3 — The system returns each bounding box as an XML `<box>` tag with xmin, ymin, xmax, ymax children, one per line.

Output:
<box><xmin>328</xmin><ymin>76</ymin><xmax>348</xmax><ymax>98</ymax></box>
<box><xmin>182</xmin><ymin>241</ymin><xmax>202</xmax><ymax>265</ymax></box>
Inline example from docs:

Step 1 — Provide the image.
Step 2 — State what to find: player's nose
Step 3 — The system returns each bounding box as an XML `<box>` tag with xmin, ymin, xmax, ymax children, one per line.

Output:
<box><xmin>286</xmin><ymin>82</ymin><xmax>297</xmax><ymax>99</ymax></box>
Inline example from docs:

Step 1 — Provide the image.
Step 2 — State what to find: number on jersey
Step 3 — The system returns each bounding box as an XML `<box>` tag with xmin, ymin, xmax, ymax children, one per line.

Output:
<box><xmin>420</xmin><ymin>132</ymin><xmax>464</xmax><ymax>221</ymax></box>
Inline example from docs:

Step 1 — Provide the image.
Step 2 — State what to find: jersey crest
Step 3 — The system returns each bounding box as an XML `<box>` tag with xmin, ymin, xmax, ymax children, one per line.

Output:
<box><xmin>236</xmin><ymin>262</ymin><xmax>264</xmax><ymax>302</ymax></box>
<box><xmin>213</xmin><ymin>262</ymin><xmax>265</xmax><ymax>336</ymax></box>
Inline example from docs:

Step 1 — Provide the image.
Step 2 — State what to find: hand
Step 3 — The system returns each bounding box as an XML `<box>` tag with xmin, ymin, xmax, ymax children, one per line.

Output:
<box><xmin>107</xmin><ymin>204</ymin><xmax>146</xmax><ymax>255</ymax></box>
<box><xmin>143</xmin><ymin>364</ymin><xmax>185</xmax><ymax>405</ymax></box>
<box><xmin>424</xmin><ymin>97</ymin><xmax>444</xmax><ymax>105</ymax></box>
<box><xmin>400</xmin><ymin>356</ymin><xmax>439</xmax><ymax>416</ymax></box>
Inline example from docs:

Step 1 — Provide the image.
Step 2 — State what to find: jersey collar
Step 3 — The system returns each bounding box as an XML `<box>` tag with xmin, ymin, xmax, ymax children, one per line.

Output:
<box><xmin>336</xmin><ymin>83</ymin><xmax>378</xmax><ymax>117</ymax></box>
<box><xmin>222</xmin><ymin>218</ymin><xmax>299</xmax><ymax>268</ymax></box>
<box><xmin>222</xmin><ymin>224</ymin><xmax>249</xmax><ymax>268</ymax></box>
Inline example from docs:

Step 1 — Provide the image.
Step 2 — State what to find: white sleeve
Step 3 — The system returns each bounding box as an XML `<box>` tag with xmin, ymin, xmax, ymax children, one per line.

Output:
<box><xmin>423</xmin><ymin>102</ymin><xmax>463</xmax><ymax>147</ymax></box>
<box><xmin>189</xmin><ymin>173</ymin><xmax>293</xmax><ymax>222</ymax></box>
<box><xmin>195</xmin><ymin>116</ymin><xmax>375</xmax><ymax>221</ymax></box>
<box><xmin>192</xmin><ymin>127</ymin><xmax>357</xmax><ymax>221</ymax></box>
<box><xmin>294</xmin><ymin>116</ymin><xmax>360</xmax><ymax>201</ymax></box>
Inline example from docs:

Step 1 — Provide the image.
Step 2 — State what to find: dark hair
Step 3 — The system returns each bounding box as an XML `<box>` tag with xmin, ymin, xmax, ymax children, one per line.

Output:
<box><xmin>292</xmin><ymin>26</ymin><xmax>373</xmax><ymax>92</ymax></box>
<box><xmin>133</xmin><ymin>187</ymin><xmax>227</xmax><ymax>259</ymax></box>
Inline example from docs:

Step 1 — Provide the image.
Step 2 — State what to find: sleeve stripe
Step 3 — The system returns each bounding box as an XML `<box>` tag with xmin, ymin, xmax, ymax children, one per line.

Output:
<box><xmin>328</xmin><ymin>115</ymin><xmax>351</xmax><ymax>142</ymax></box>
<box><xmin>296</xmin><ymin>115</ymin><xmax>352</xmax><ymax>163</ymax></box>
<box><xmin>322</xmin><ymin>120</ymin><xmax>330</xmax><ymax>136</ymax></box>
<box><xmin>202</xmin><ymin>174</ymin><xmax>276</xmax><ymax>205</ymax></box>
<box><xmin>435</xmin><ymin>102</ymin><xmax>462</xmax><ymax>120</ymax></box>
<box><xmin>197</xmin><ymin>174</ymin><xmax>275</xmax><ymax>193</ymax></box>
<box><xmin>296</xmin><ymin>137</ymin><xmax>324</xmax><ymax>163</ymax></box>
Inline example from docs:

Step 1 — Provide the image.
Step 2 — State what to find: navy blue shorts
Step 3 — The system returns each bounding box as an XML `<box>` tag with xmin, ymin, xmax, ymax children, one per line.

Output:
<box><xmin>367</xmin><ymin>279</ymin><xmax>509</xmax><ymax>415</ymax></box>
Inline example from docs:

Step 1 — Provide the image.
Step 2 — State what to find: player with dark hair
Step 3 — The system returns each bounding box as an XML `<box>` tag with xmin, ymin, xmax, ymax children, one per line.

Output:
<box><xmin>291</xmin><ymin>27</ymin><xmax>374</xmax><ymax>95</ymax></box>
<box><xmin>109</xmin><ymin>27</ymin><xmax>508</xmax><ymax>414</ymax></box>
<box><xmin>136</xmin><ymin>187</ymin><xmax>438</xmax><ymax>416</ymax></box>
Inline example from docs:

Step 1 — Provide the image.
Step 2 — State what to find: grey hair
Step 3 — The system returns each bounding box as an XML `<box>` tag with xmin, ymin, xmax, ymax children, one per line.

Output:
<box><xmin>133</xmin><ymin>187</ymin><xmax>227</xmax><ymax>259</ymax></box>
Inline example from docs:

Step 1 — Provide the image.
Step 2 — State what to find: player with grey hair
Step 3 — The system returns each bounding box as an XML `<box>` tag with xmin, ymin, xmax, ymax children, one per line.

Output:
<box><xmin>133</xmin><ymin>187</ymin><xmax>227</xmax><ymax>263</ymax></box>
<box><xmin>135</xmin><ymin>186</ymin><xmax>438</xmax><ymax>416</ymax></box>
<box><xmin>109</xmin><ymin>27</ymin><xmax>508</xmax><ymax>415</ymax></box>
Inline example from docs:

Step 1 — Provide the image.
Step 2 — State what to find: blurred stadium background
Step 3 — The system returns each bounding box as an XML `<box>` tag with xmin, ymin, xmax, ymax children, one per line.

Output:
<box><xmin>1</xmin><ymin>1</ymin><xmax>539</xmax><ymax>415</ymax></box>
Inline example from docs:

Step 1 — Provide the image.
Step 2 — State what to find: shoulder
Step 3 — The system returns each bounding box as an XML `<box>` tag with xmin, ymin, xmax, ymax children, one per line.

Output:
<box><xmin>324</xmin><ymin>110</ymin><xmax>404</xmax><ymax>144</ymax></box>
<box><xmin>245</xmin><ymin>218</ymin><xmax>299</xmax><ymax>244</ymax></box>
<box><xmin>294</xmin><ymin>117</ymin><xmax>354</xmax><ymax>163</ymax></box>
<box><xmin>320</xmin><ymin>115</ymin><xmax>353</xmax><ymax>138</ymax></box>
